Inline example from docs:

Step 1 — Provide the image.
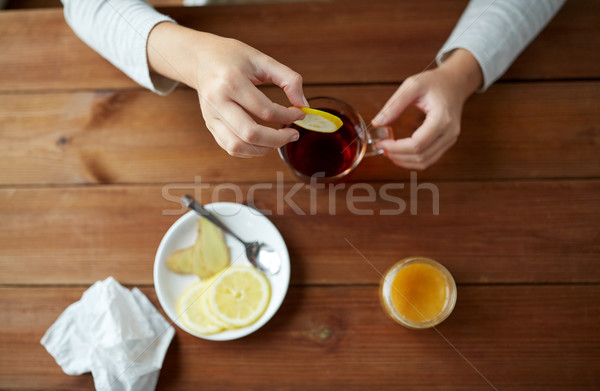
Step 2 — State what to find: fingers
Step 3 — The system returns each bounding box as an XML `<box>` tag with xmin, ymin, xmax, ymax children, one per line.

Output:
<box><xmin>381</xmin><ymin>106</ymin><xmax>450</xmax><ymax>151</ymax></box>
<box><xmin>379</xmin><ymin>132</ymin><xmax>457</xmax><ymax>170</ymax></box>
<box><xmin>377</xmin><ymin>110</ymin><xmax>458</xmax><ymax>170</ymax></box>
<box><xmin>193</xmin><ymin>41</ymin><xmax>308</xmax><ymax>158</ymax></box>
<box><xmin>207</xmin><ymin>119</ymin><xmax>272</xmax><ymax>158</ymax></box>
<box><xmin>232</xmin><ymin>76</ymin><xmax>305</xmax><ymax>125</ymax></box>
<box><xmin>257</xmin><ymin>56</ymin><xmax>309</xmax><ymax>108</ymax></box>
<box><xmin>198</xmin><ymin>57</ymin><xmax>305</xmax><ymax>157</ymax></box>
<box><xmin>371</xmin><ymin>75</ymin><xmax>422</xmax><ymax>126</ymax></box>
<box><xmin>201</xmin><ymin>98</ymin><xmax>299</xmax><ymax>157</ymax></box>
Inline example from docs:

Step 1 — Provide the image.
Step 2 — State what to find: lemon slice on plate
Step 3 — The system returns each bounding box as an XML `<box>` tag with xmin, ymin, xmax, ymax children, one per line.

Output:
<box><xmin>293</xmin><ymin>107</ymin><xmax>343</xmax><ymax>133</ymax></box>
<box><xmin>201</xmin><ymin>275</ymin><xmax>231</xmax><ymax>329</ymax></box>
<box><xmin>209</xmin><ymin>266</ymin><xmax>271</xmax><ymax>328</ymax></box>
<box><xmin>177</xmin><ymin>281</ymin><xmax>223</xmax><ymax>335</ymax></box>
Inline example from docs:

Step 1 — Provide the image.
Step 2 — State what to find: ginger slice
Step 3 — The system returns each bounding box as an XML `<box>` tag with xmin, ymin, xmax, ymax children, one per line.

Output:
<box><xmin>166</xmin><ymin>246</ymin><xmax>194</xmax><ymax>274</ymax></box>
<box><xmin>192</xmin><ymin>217</ymin><xmax>230</xmax><ymax>279</ymax></box>
<box><xmin>167</xmin><ymin>217</ymin><xmax>230</xmax><ymax>279</ymax></box>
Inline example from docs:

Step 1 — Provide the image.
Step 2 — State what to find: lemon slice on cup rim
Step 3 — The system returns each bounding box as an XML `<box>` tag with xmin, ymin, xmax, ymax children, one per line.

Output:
<box><xmin>293</xmin><ymin>107</ymin><xmax>343</xmax><ymax>133</ymax></box>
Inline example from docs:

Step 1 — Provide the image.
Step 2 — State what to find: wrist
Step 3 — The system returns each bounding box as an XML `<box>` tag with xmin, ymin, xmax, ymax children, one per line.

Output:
<box><xmin>437</xmin><ymin>48</ymin><xmax>483</xmax><ymax>102</ymax></box>
<box><xmin>147</xmin><ymin>22</ymin><xmax>202</xmax><ymax>88</ymax></box>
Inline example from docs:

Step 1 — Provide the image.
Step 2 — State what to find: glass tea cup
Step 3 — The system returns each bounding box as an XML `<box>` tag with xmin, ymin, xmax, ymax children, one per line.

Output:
<box><xmin>278</xmin><ymin>97</ymin><xmax>393</xmax><ymax>182</ymax></box>
<box><xmin>380</xmin><ymin>257</ymin><xmax>457</xmax><ymax>330</ymax></box>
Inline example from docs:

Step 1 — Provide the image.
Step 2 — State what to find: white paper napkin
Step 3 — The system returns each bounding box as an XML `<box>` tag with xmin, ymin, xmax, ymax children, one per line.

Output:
<box><xmin>41</xmin><ymin>277</ymin><xmax>175</xmax><ymax>391</ymax></box>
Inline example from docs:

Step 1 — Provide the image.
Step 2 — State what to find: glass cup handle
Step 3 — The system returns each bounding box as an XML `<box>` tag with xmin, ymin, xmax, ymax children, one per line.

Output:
<box><xmin>365</xmin><ymin>125</ymin><xmax>393</xmax><ymax>157</ymax></box>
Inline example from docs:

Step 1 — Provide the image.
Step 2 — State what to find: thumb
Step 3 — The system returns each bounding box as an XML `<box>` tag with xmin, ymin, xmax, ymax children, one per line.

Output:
<box><xmin>372</xmin><ymin>77</ymin><xmax>422</xmax><ymax>126</ymax></box>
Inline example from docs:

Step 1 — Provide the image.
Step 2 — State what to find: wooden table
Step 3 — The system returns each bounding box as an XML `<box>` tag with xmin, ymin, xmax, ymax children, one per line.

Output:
<box><xmin>1</xmin><ymin>1</ymin><xmax>599</xmax><ymax>389</ymax></box>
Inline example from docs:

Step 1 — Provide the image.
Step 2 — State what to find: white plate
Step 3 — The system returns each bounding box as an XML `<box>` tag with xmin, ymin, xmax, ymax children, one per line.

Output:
<box><xmin>154</xmin><ymin>202</ymin><xmax>290</xmax><ymax>341</ymax></box>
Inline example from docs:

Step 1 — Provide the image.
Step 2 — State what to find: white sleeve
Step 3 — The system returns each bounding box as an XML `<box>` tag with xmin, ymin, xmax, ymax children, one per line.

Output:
<box><xmin>436</xmin><ymin>0</ymin><xmax>566</xmax><ymax>92</ymax></box>
<box><xmin>61</xmin><ymin>0</ymin><xmax>179</xmax><ymax>95</ymax></box>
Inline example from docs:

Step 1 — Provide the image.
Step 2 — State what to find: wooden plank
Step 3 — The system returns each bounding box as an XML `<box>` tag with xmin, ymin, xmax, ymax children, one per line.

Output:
<box><xmin>0</xmin><ymin>285</ymin><xmax>598</xmax><ymax>390</ymax></box>
<box><xmin>0</xmin><ymin>0</ymin><xmax>598</xmax><ymax>92</ymax></box>
<box><xmin>0</xmin><ymin>181</ymin><xmax>598</xmax><ymax>285</ymax></box>
<box><xmin>0</xmin><ymin>82</ymin><xmax>598</xmax><ymax>185</ymax></box>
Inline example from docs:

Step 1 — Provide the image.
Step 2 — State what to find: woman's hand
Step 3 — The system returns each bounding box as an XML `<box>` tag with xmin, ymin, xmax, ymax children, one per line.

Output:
<box><xmin>147</xmin><ymin>22</ymin><xmax>307</xmax><ymax>157</ymax></box>
<box><xmin>371</xmin><ymin>49</ymin><xmax>483</xmax><ymax>170</ymax></box>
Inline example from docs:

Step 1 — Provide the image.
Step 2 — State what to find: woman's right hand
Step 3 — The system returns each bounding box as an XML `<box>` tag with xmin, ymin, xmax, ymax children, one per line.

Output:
<box><xmin>148</xmin><ymin>22</ymin><xmax>307</xmax><ymax>157</ymax></box>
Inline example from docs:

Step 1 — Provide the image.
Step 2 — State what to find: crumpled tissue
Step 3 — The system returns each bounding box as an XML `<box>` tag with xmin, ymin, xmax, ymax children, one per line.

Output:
<box><xmin>41</xmin><ymin>276</ymin><xmax>175</xmax><ymax>391</ymax></box>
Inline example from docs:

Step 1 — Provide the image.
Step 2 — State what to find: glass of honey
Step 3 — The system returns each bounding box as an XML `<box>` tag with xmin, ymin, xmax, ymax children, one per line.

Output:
<box><xmin>380</xmin><ymin>257</ymin><xmax>457</xmax><ymax>329</ymax></box>
<box><xmin>279</xmin><ymin>97</ymin><xmax>393</xmax><ymax>182</ymax></box>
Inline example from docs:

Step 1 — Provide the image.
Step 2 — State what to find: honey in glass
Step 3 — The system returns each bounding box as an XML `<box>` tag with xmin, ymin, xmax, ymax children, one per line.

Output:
<box><xmin>380</xmin><ymin>257</ymin><xmax>457</xmax><ymax>329</ymax></box>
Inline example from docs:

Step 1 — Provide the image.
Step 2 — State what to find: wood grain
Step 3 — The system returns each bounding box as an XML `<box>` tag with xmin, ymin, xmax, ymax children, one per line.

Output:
<box><xmin>0</xmin><ymin>285</ymin><xmax>598</xmax><ymax>390</ymax></box>
<box><xmin>1</xmin><ymin>181</ymin><xmax>598</xmax><ymax>285</ymax></box>
<box><xmin>0</xmin><ymin>0</ymin><xmax>598</xmax><ymax>92</ymax></box>
<box><xmin>0</xmin><ymin>82</ymin><xmax>598</xmax><ymax>185</ymax></box>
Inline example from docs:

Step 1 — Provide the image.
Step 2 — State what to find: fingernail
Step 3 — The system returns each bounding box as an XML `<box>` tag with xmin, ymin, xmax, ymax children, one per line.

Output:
<box><xmin>302</xmin><ymin>96</ymin><xmax>309</xmax><ymax>107</ymax></box>
<box><xmin>291</xmin><ymin>132</ymin><xmax>299</xmax><ymax>141</ymax></box>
